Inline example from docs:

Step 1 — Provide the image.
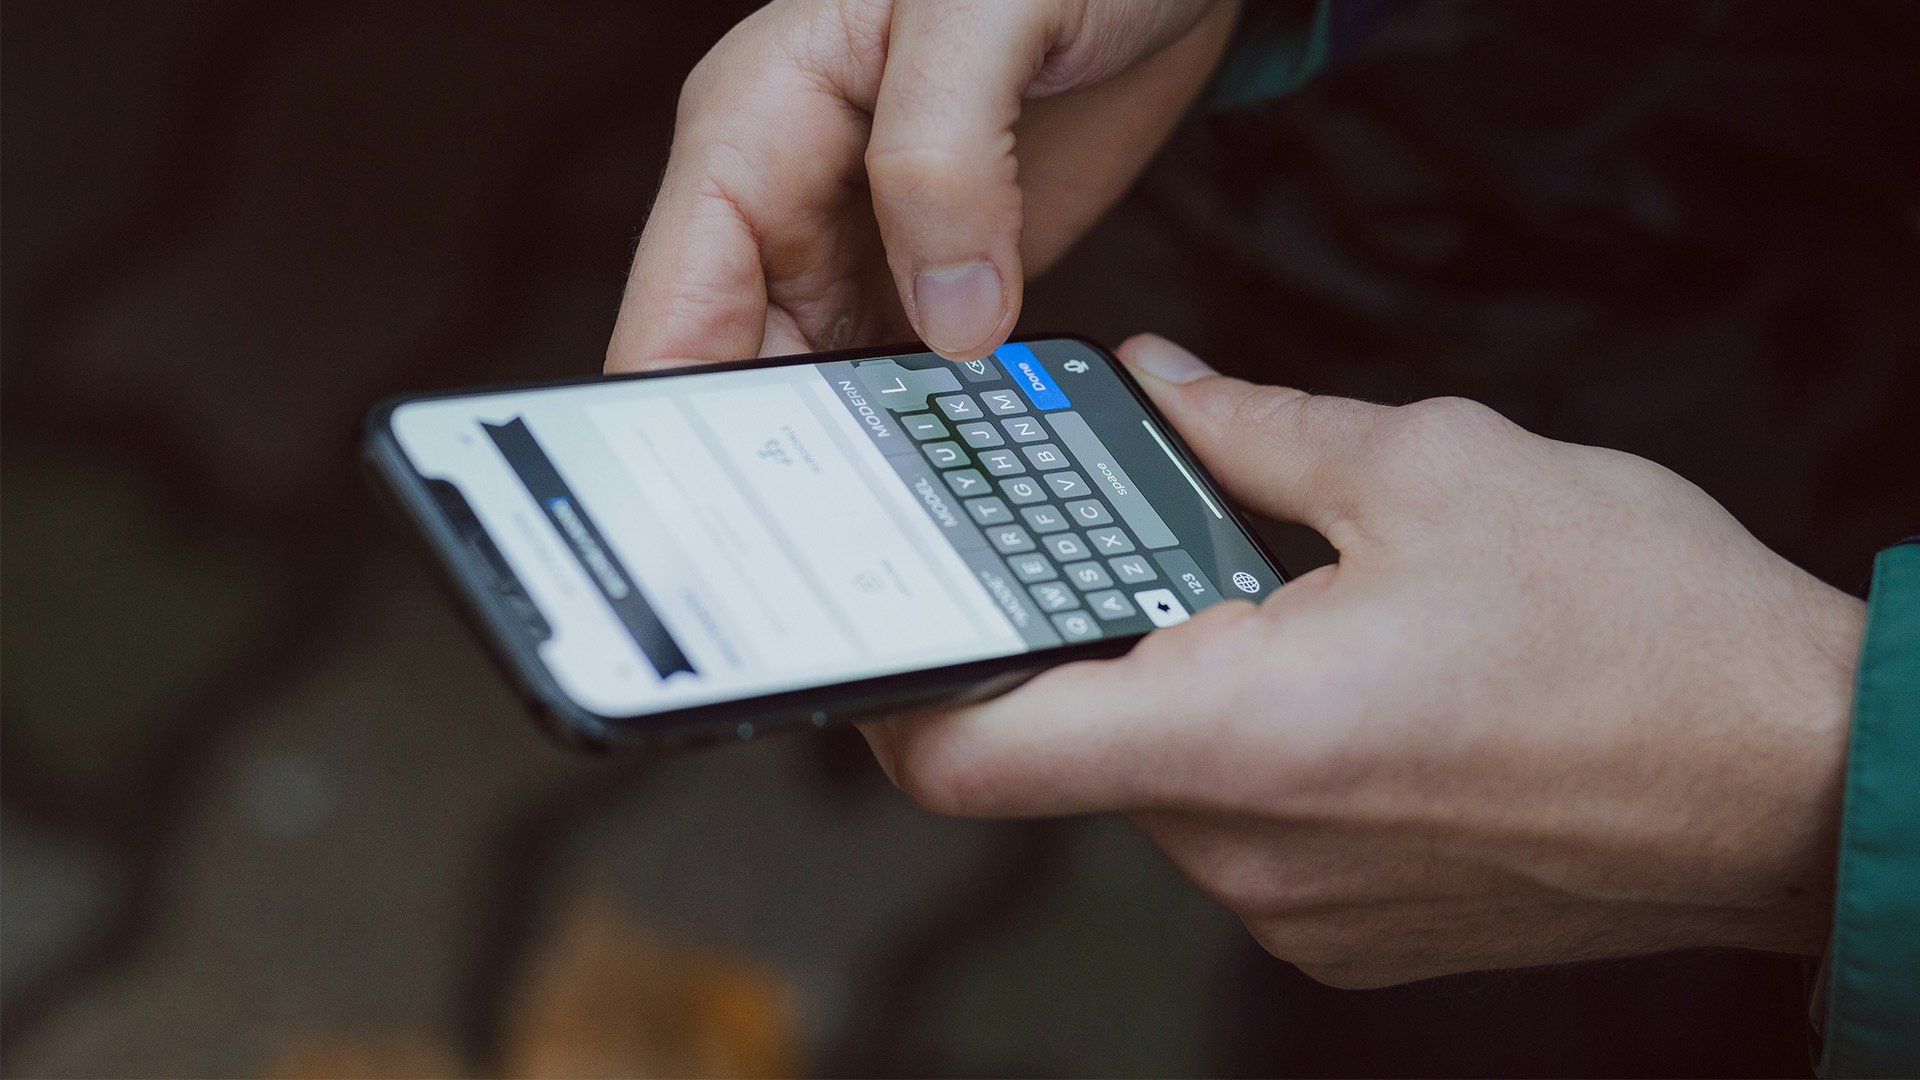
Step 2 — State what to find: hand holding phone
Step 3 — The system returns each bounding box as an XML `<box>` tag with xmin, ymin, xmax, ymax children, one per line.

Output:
<box><xmin>363</xmin><ymin>336</ymin><xmax>1284</xmax><ymax>750</ymax></box>
<box><xmin>868</xmin><ymin>333</ymin><xmax>1865</xmax><ymax>991</ymax></box>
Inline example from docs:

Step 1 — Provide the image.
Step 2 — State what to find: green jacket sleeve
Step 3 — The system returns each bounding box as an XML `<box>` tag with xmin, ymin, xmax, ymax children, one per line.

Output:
<box><xmin>1819</xmin><ymin>539</ymin><xmax>1920</xmax><ymax>1078</ymax></box>
<box><xmin>1208</xmin><ymin>0</ymin><xmax>1400</xmax><ymax>109</ymax></box>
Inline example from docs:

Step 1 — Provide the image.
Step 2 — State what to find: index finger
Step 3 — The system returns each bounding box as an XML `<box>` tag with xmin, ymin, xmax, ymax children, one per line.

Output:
<box><xmin>606</xmin><ymin>18</ymin><xmax>877</xmax><ymax>371</ymax></box>
<box><xmin>605</xmin><ymin>151</ymin><xmax>771</xmax><ymax>371</ymax></box>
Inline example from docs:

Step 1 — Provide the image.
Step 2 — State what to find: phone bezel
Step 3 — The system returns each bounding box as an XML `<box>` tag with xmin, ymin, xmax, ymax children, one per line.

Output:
<box><xmin>360</xmin><ymin>334</ymin><xmax>1286</xmax><ymax>752</ymax></box>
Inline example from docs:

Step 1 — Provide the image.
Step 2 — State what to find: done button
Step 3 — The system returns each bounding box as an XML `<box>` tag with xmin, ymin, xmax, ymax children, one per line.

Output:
<box><xmin>993</xmin><ymin>342</ymin><xmax>1071</xmax><ymax>411</ymax></box>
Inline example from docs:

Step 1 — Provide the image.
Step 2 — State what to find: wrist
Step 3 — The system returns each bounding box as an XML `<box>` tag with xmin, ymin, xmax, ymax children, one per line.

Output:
<box><xmin>1737</xmin><ymin>576</ymin><xmax>1867</xmax><ymax>955</ymax></box>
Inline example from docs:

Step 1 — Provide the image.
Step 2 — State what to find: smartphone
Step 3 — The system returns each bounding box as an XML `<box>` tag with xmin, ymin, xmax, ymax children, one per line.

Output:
<box><xmin>361</xmin><ymin>336</ymin><xmax>1285</xmax><ymax>752</ymax></box>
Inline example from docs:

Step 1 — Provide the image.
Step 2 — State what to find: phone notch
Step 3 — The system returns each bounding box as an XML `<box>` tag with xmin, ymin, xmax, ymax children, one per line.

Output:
<box><xmin>425</xmin><ymin>478</ymin><xmax>552</xmax><ymax>644</ymax></box>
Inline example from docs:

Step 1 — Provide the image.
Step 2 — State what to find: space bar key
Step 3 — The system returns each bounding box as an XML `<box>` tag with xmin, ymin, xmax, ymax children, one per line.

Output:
<box><xmin>1046</xmin><ymin>411</ymin><xmax>1179</xmax><ymax>549</ymax></box>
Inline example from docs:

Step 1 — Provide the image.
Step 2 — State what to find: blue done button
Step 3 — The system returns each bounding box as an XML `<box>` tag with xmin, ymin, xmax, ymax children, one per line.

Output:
<box><xmin>993</xmin><ymin>342</ymin><xmax>1070</xmax><ymax>411</ymax></box>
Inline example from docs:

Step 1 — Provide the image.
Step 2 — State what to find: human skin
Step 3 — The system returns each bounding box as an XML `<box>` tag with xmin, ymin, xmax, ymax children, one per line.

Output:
<box><xmin>613</xmin><ymin>1</ymin><xmax>1867</xmax><ymax>987</ymax></box>
<box><xmin>863</xmin><ymin>334</ymin><xmax>1866</xmax><ymax>988</ymax></box>
<box><xmin>605</xmin><ymin>0</ymin><xmax>1239</xmax><ymax>370</ymax></box>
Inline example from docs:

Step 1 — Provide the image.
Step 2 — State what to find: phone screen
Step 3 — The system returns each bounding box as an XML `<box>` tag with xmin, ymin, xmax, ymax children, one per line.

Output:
<box><xmin>387</xmin><ymin>339</ymin><xmax>1281</xmax><ymax>719</ymax></box>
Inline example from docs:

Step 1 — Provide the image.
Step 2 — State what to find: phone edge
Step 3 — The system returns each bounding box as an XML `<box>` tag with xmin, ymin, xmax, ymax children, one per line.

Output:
<box><xmin>357</xmin><ymin>334</ymin><xmax>1287</xmax><ymax>752</ymax></box>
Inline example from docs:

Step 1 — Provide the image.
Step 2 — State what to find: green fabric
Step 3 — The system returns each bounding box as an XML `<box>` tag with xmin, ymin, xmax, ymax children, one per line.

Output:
<box><xmin>1207</xmin><ymin>0</ymin><xmax>1334</xmax><ymax>109</ymax></box>
<box><xmin>1820</xmin><ymin>540</ymin><xmax>1920</xmax><ymax>1078</ymax></box>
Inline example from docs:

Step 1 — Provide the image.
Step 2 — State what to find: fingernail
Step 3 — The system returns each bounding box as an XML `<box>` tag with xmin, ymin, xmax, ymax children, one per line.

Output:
<box><xmin>913</xmin><ymin>261</ymin><xmax>1004</xmax><ymax>356</ymax></box>
<box><xmin>1129</xmin><ymin>335</ymin><xmax>1216</xmax><ymax>384</ymax></box>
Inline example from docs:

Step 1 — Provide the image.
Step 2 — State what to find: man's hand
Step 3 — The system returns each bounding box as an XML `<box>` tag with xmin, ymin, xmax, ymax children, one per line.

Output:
<box><xmin>607</xmin><ymin>0</ymin><xmax>1239</xmax><ymax>371</ymax></box>
<box><xmin>866</xmin><ymin>334</ymin><xmax>1867</xmax><ymax>988</ymax></box>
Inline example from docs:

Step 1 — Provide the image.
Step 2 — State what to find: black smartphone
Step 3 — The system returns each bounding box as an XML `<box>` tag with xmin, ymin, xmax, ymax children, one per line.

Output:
<box><xmin>361</xmin><ymin>335</ymin><xmax>1286</xmax><ymax>752</ymax></box>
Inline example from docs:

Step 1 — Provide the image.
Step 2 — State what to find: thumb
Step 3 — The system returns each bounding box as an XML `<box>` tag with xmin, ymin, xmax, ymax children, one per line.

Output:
<box><xmin>1119</xmin><ymin>334</ymin><xmax>1391</xmax><ymax>537</ymax></box>
<box><xmin>865</xmin><ymin>2</ymin><xmax>1054</xmax><ymax>361</ymax></box>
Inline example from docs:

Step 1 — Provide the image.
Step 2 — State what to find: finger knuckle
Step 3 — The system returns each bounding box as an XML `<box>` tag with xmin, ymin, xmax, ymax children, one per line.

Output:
<box><xmin>680</xmin><ymin>1</ymin><xmax>824</xmax><ymax>128</ymax></box>
<box><xmin>1031</xmin><ymin>15</ymin><xmax>1131</xmax><ymax>94</ymax></box>
<box><xmin>1216</xmin><ymin>384</ymin><xmax>1309</xmax><ymax>441</ymax></box>
<box><xmin>1188</xmin><ymin>856</ymin><xmax>1349</xmax><ymax>925</ymax></box>
<box><xmin>677</xmin><ymin>33</ymin><xmax>745</xmax><ymax>126</ymax></box>
<box><xmin>1387</xmin><ymin>396</ymin><xmax>1511</xmax><ymax>455</ymax></box>
<box><xmin>801</xmin><ymin>0</ymin><xmax>887</xmax><ymax>85</ymax></box>
<box><xmin>1247</xmin><ymin>917</ymin><xmax>1375</xmax><ymax>986</ymax></box>
<box><xmin>1217</xmin><ymin>387</ymin><xmax>1365</xmax><ymax>487</ymax></box>
<box><xmin>864</xmin><ymin>142</ymin><xmax>976</xmax><ymax>201</ymax></box>
<box><xmin>866</xmin><ymin>129</ymin><xmax>1018</xmax><ymax>204</ymax></box>
<box><xmin>1293</xmin><ymin>959</ymin><xmax>1397</xmax><ymax>991</ymax></box>
<box><xmin>1359</xmin><ymin>397</ymin><xmax>1521</xmax><ymax>503</ymax></box>
<box><xmin>1195</xmin><ymin>863</ymin><xmax>1295</xmax><ymax>918</ymax></box>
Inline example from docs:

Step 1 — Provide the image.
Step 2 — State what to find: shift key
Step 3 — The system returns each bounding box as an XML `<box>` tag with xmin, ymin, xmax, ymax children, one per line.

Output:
<box><xmin>1046</xmin><ymin>411</ymin><xmax>1178</xmax><ymax>548</ymax></box>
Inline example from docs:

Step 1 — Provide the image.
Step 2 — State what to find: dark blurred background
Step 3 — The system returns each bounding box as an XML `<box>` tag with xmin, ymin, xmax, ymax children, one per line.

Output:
<box><xmin>4</xmin><ymin>1</ymin><xmax>1917</xmax><ymax>1076</ymax></box>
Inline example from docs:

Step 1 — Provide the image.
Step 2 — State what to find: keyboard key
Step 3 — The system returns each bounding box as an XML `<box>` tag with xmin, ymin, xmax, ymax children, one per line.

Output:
<box><xmin>901</xmin><ymin>413</ymin><xmax>948</xmax><ymax>440</ymax></box>
<box><xmin>921</xmin><ymin>441</ymin><xmax>966</xmax><ymax>468</ymax></box>
<box><xmin>1029</xmin><ymin>581</ymin><xmax>1080</xmax><ymax>612</ymax></box>
<box><xmin>958</xmin><ymin>357</ymin><xmax>1002</xmax><ymax>383</ymax></box>
<box><xmin>965</xmin><ymin>496</ymin><xmax>1013</xmax><ymax>525</ymax></box>
<box><xmin>989</xmin><ymin>525</ymin><xmax>1036</xmax><ymax>554</ymax></box>
<box><xmin>1065</xmin><ymin>499</ymin><xmax>1112</xmax><ymax>526</ymax></box>
<box><xmin>1062</xmin><ymin>560</ymin><xmax>1113</xmax><ymax>591</ymax></box>
<box><xmin>1086</xmin><ymin>527</ymin><xmax>1134</xmax><ymax>554</ymax></box>
<box><xmin>1001</xmin><ymin>416</ymin><xmax>1047</xmax><ymax>443</ymax></box>
<box><xmin>1000</xmin><ymin>476</ymin><xmax>1047</xmax><ymax>504</ymax></box>
<box><xmin>993</xmin><ymin>342</ymin><xmax>1071</xmax><ymax>410</ymax></box>
<box><xmin>854</xmin><ymin>359</ymin><xmax>961</xmax><ymax>412</ymax></box>
<box><xmin>1048</xmin><ymin>411</ymin><xmax>1179</xmax><ymax>548</ymax></box>
<box><xmin>979</xmin><ymin>388</ymin><xmax>1028</xmax><ymax>415</ymax></box>
<box><xmin>1050</xmin><ymin>610</ymin><xmax>1102</xmax><ymax>641</ymax></box>
<box><xmin>1021</xmin><ymin>505</ymin><xmax>1068</xmax><ymax>533</ymax></box>
<box><xmin>1022</xmin><ymin>443</ymin><xmax>1069</xmax><ymax>470</ymax></box>
<box><xmin>979</xmin><ymin>448</ymin><xmax>1025</xmax><ymax>476</ymax></box>
<box><xmin>1153</xmin><ymin>549</ymin><xmax>1225</xmax><ymax>610</ymax></box>
<box><xmin>943</xmin><ymin>469</ymin><xmax>989</xmax><ymax>497</ymax></box>
<box><xmin>1043</xmin><ymin>471</ymin><xmax>1091</xmax><ymax>499</ymax></box>
<box><xmin>955</xmin><ymin>421</ymin><xmax>1003</xmax><ymax>448</ymax></box>
<box><xmin>1133</xmin><ymin>587</ymin><xmax>1189</xmax><ymax>627</ymax></box>
<box><xmin>935</xmin><ymin>394</ymin><xmax>983</xmax><ymax>421</ymax></box>
<box><xmin>1086</xmin><ymin>589</ymin><xmax>1135</xmax><ymax>621</ymax></box>
<box><xmin>1044</xmin><ymin>533</ymin><xmax>1089</xmax><ymax>561</ymax></box>
<box><xmin>1008</xmin><ymin>553</ymin><xmax>1056</xmax><ymax>582</ymax></box>
<box><xmin>1109</xmin><ymin>555</ymin><xmax>1157</xmax><ymax>584</ymax></box>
